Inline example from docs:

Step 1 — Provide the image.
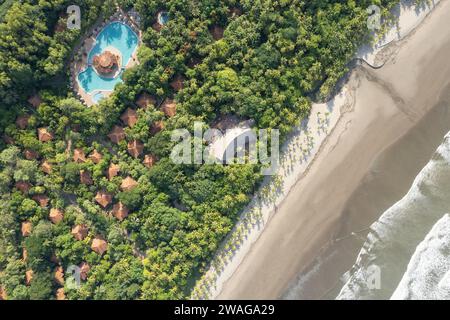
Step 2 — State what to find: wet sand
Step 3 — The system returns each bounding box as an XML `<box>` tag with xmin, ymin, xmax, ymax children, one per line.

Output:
<box><xmin>218</xmin><ymin>0</ymin><xmax>450</xmax><ymax>299</ymax></box>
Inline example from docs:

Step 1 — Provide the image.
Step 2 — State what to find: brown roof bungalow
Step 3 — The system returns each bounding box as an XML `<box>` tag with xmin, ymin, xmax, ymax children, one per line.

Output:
<box><xmin>28</xmin><ymin>94</ymin><xmax>42</xmax><ymax>108</ymax></box>
<box><xmin>121</xmin><ymin>176</ymin><xmax>138</xmax><ymax>192</ymax></box>
<box><xmin>112</xmin><ymin>202</ymin><xmax>129</xmax><ymax>221</ymax></box>
<box><xmin>107</xmin><ymin>163</ymin><xmax>120</xmax><ymax>180</ymax></box>
<box><xmin>161</xmin><ymin>98</ymin><xmax>177</xmax><ymax>117</ymax></box>
<box><xmin>24</xmin><ymin>149</ymin><xmax>39</xmax><ymax>160</ymax></box>
<box><xmin>108</xmin><ymin>125</ymin><xmax>126</xmax><ymax>144</ymax></box>
<box><xmin>0</xmin><ymin>287</ymin><xmax>7</xmax><ymax>300</ymax></box>
<box><xmin>15</xmin><ymin>181</ymin><xmax>31</xmax><ymax>194</ymax></box>
<box><xmin>211</xmin><ymin>25</ymin><xmax>224</xmax><ymax>40</ymax></box>
<box><xmin>143</xmin><ymin>154</ymin><xmax>158</xmax><ymax>168</ymax></box>
<box><xmin>38</xmin><ymin>128</ymin><xmax>53</xmax><ymax>142</ymax></box>
<box><xmin>16</xmin><ymin>115</ymin><xmax>30</xmax><ymax>129</ymax></box>
<box><xmin>80</xmin><ymin>170</ymin><xmax>93</xmax><ymax>185</ymax></box>
<box><xmin>170</xmin><ymin>75</ymin><xmax>185</xmax><ymax>92</ymax></box>
<box><xmin>150</xmin><ymin>121</ymin><xmax>165</xmax><ymax>136</ymax></box>
<box><xmin>22</xmin><ymin>221</ymin><xmax>32</xmax><ymax>237</ymax></box>
<box><xmin>79</xmin><ymin>262</ymin><xmax>90</xmax><ymax>281</ymax></box>
<box><xmin>88</xmin><ymin>149</ymin><xmax>103</xmax><ymax>164</ymax></box>
<box><xmin>121</xmin><ymin>108</ymin><xmax>138</xmax><ymax>127</ymax></box>
<box><xmin>41</xmin><ymin>161</ymin><xmax>52</xmax><ymax>174</ymax></box>
<box><xmin>91</xmin><ymin>237</ymin><xmax>108</xmax><ymax>255</ymax></box>
<box><xmin>33</xmin><ymin>194</ymin><xmax>49</xmax><ymax>208</ymax></box>
<box><xmin>127</xmin><ymin>140</ymin><xmax>144</xmax><ymax>158</ymax></box>
<box><xmin>136</xmin><ymin>92</ymin><xmax>156</xmax><ymax>109</ymax></box>
<box><xmin>73</xmin><ymin>148</ymin><xmax>86</xmax><ymax>163</ymax></box>
<box><xmin>95</xmin><ymin>191</ymin><xmax>113</xmax><ymax>208</ymax></box>
<box><xmin>54</xmin><ymin>266</ymin><xmax>64</xmax><ymax>286</ymax></box>
<box><xmin>49</xmin><ymin>208</ymin><xmax>64</xmax><ymax>224</ymax></box>
<box><xmin>71</xmin><ymin>224</ymin><xmax>88</xmax><ymax>241</ymax></box>
<box><xmin>56</xmin><ymin>288</ymin><xmax>66</xmax><ymax>300</ymax></box>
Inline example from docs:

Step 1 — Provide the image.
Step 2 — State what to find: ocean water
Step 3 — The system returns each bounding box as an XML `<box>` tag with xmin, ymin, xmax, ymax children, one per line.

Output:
<box><xmin>337</xmin><ymin>132</ymin><xmax>450</xmax><ymax>300</ymax></box>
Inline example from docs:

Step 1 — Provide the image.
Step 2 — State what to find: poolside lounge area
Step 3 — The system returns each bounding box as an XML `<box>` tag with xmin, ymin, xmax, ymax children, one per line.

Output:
<box><xmin>70</xmin><ymin>9</ymin><xmax>142</xmax><ymax>106</ymax></box>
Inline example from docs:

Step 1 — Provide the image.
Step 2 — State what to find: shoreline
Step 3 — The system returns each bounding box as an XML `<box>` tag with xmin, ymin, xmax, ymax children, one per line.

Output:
<box><xmin>198</xmin><ymin>0</ymin><xmax>449</xmax><ymax>300</ymax></box>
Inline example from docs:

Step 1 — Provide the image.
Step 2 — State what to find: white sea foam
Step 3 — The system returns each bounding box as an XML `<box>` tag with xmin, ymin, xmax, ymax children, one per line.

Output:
<box><xmin>391</xmin><ymin>214</ymin><xmax>450</xmax><ymax>300</ymax></box>
<box><xmin>337</xmin><ymin>131</ymin><xmax>450</xmax><ymax>300</ymax></box>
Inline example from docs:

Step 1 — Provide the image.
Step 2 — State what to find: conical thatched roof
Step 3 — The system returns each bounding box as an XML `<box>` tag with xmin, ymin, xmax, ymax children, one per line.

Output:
<box><xmin>41</xmin><ymin>161</ymin><xmax>52</xmax><ymax>174</ymax></box>
<box><xmin>95</xmin><ymin>191</ymin><xmax>113</xmax><ymax>208</ymax></box>
<box><xmin>93</xmin><ymin>51</ymin><xmax>119</xmax><ymax>75</ymax></box>
<box><xmin>79</xmin><ymin>262</ymin><xmax>90</xmax><ymax>281</ymax></box>
<box><xmin>136</xmin><ymin>92</ymin><xmax>156</xmax><ymax>109</ymax></box>
<box><xmin>143</xmin><ymin>154</ymin><xmax>157</xmax><ymax>168</ymax></box>
<box><xmin>38</xmin><ymin>128</ymin><xmax>54</xmax><ymax>142</ymax></box>
<box><xmin>80</xmin><ymin>170</ymin><xmax>93</xmax><ymax>185</ymax></box>
<box><xmin>150</xmin><ymin>121</ymin><xmax>165</xmax><ymax>136</ymax></box>
<box><xmin>24</xmin><ymin>149</ymin><xmax>38</xmax><ymax>160</ymax></box>
<box><xmin>15</xmin><ymin>181</ymin><xmax>31</xmax><ymax>194</ymax></box>
<box><xmin>73</xmin><ymin>148</ymin><xmax>86</xmax><ymax>163</ymax></box>
<box><xmin>112</xmin><ymin>202</ymin><xmax>129</xmax><ymax>221</ymax></box>
<box><xmin>127</xmin><ymin>140</ymin><xmax>144</xmax><ymax>158</ymax></box>
<box><xmin>49</xmin><ymin>208</ymin><xmax>64</xmax><ymax>224</ymax></box>
<box><xmin>121</xmin><ymin>176</ymin><xmax>138</xmax><ymax>192</ymax></box>
<box><xmin>108</xmin><ymin>125</ymin><xmax>126</xmax><ymax>144</ymax></box>
<box><xmin>16</xmin><ymin>115</ymin><xmax>30</xmax><ymax>129</ymax></box>
<box><xmin>56</xmin><ymin>288</ymin><xmax>66</xmax><ymax>300</ymax></box>
<box><xmin>107</xmin><ymin>163</ymin><xmax>120</xmax><ymax>180</ymax></box>
<box><xmin>22</xmin><ymin>221</ymin><xmax>32</xmax><ymax>237</ymax></box>
<box><xmin>121</xmin><ymin>108</ymin><xmax>138</xmax><ymax>127</ymax></box>
<box><xmin>28</xmin><ymin>95</ymin><xmax>42</xmax><ymax>108</ymax></box>
<box><xmin>32</xmin><ymin>194</ymin><xmax>49</xmax><ymax>208</ymax></box>
<box><xmin>54</xmin><ymin>266</ymin><xmax>64</xmax><ymax>286</ymax></box>
<box><xmin>91</xmin><ymin>237</ymin><xmax>108</xmax><ymax>255</ymax></box>
<box><xmin>170</xmin><ymin>75</ymin><xmax>185</xmax><ymax>92</ymax></box>
<box><xmin>0</xmin><ymin>287</ymin><xmax>7</xmax><ymax>300</ymax></box>
<box><xmin>161</xmin><ymin>98</ymin><xmax>177</xmax><ymax>117</ymax></box>
<box><xmin>211</xmin><ymin>25</ymin><xmax>224</xmax><ymax>40</ymax></box>
<box><xmin>71</xmin><ymin>224</ymin><xmax>88</xmax><ymax>241</ymax></box>
<box><xmin>25</xmin><ymin>270</ymin><xmax>34</xmax><ymax>286</ymax></box>
<box><xmin>88</xmin><ymin>149</ymin><xmax>103</xmax><ymax>164</ymax></box>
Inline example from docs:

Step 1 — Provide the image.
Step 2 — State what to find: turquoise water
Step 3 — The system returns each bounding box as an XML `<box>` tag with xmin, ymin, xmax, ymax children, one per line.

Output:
<box><xmin>93</xmin><ymin>91</ymin><xmax>106</xmax><ymax>103</ymax></box>
<box><xmin>158</xmin><ymin>12</ymin><xmax>169</xmax><ymax>25</ymax></box>
<box><xmin>77</xmin><ymin>22</ymin><xmax>138</xmax><ymax>95</ymax></box>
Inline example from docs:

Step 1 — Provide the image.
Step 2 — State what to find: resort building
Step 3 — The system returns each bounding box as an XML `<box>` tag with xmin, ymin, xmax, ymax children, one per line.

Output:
<box><xmin>161</xmin><ymin>99</ymin><xmax>177</xmax><ymax>117</ymax></box>
<box><xmin>49</xmin><ymin>208</ymin><xmax>64</xmax><ymax>224</ymax></box>
<box><xmin>91</xmin><ymin>237</ymin><xmax>108</xmax><ymax>255</ymax></box>
<box><xmin>108</xmin><ymin>125</ymin><xmax>126</xmax><ymax>144</ymax></box>
<box><xmin>107</xmin><ymin>163</ymin><xmax>120</xmax><ymax>180</ymax></box>
<box><xmin>21</xmin><ymin>221</ymin><xmax>32</xmax><ymax>237</ymax></box>
<box><xmin>71</xmin><ymin>225</ymin><xmax>88</xmax><ymax>241</ymax></box>
<box><xmin>73</xmin><ymin>148</ymin><xmax>86</xmax><ymax>163</ymax></box>
<box><xmin>121</xmin><ymin>176</ymin><xmax>138</xmax><ymax>191</ymax></box>
<box><xmin>136</xmin><ymin>92</ymin><xmax>156</xmax><ymax>108</ymax></box>
<box><xmin>112</xmin><ymin>202</ymin><xmax>129</xmax><ymax>221</ymax></box>
<box><xmin>95</xmin><ymin>191</ymin><xmax>113</xmax><ymax>208</ymax></box>
<box><xmin>127</xmin><ymin>140</ymin><xmax>144</xmax><ymax>158</ymax></box>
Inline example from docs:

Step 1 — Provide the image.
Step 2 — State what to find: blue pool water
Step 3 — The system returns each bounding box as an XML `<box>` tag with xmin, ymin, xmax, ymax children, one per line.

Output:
<box><xmin>77</xmin><ymin>22</ymin><xmax>138</xmax><ymax>95</ymax></box>
<box><xmin>158</xmin><ymin>12</ymin><xmax>169</xmax><ymax>25</ymax></box>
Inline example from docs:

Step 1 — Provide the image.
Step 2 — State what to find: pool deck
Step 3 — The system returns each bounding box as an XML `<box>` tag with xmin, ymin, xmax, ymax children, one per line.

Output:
<box><xmin>70</xmin><ymin>9</ymin><xmax>142</xmax><ymax>106</ymax></box>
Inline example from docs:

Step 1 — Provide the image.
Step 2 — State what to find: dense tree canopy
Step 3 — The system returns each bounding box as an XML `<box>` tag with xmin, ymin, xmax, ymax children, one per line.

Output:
<box><xmin>0</xmin><ymin>0</ymin><xmax>414</xmax><ymax>299</ymax></box>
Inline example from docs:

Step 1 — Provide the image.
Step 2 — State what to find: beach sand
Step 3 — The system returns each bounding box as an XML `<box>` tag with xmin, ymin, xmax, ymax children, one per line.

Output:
<box><xmin>217</xmin><ymin>0</ymin><xmax>450</xmax><ymax>299</ymax></box>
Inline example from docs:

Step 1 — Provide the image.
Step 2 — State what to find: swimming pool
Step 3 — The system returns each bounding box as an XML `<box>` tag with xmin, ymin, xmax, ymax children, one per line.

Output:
<box><xmin>77</xmin><ymin>22</ymin><xmax>138</xmax><ymax>95</ymax></box>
